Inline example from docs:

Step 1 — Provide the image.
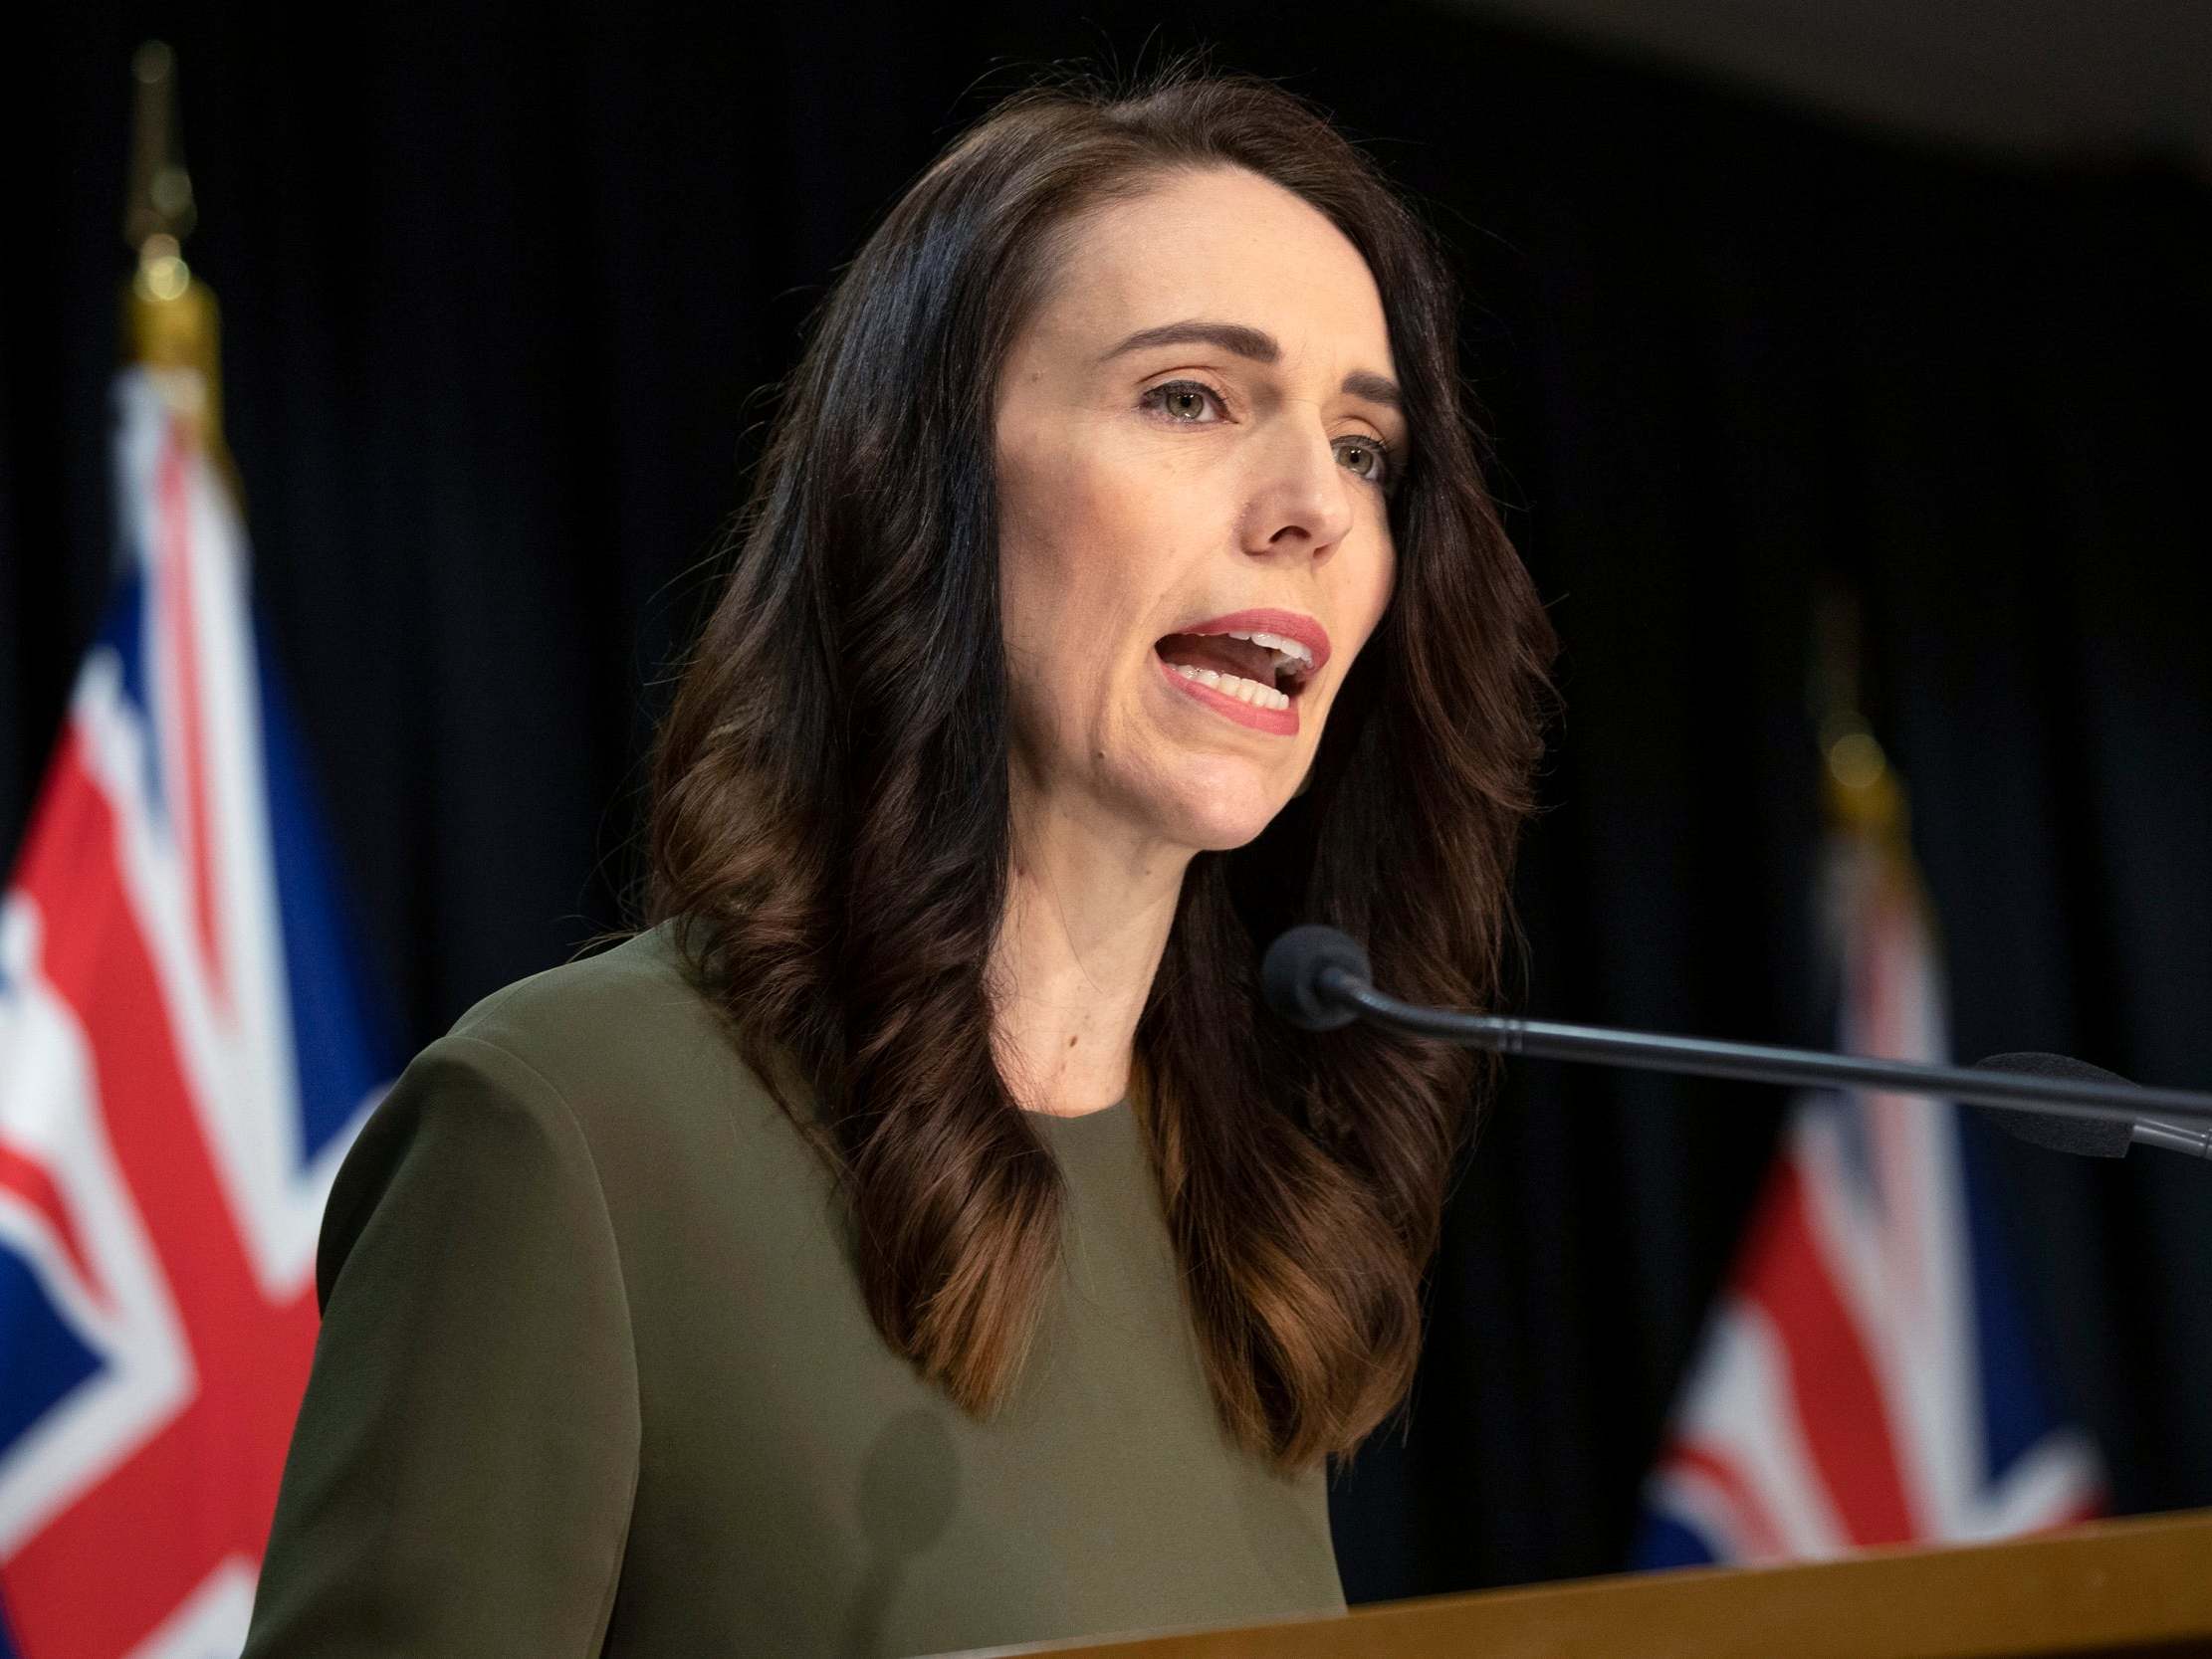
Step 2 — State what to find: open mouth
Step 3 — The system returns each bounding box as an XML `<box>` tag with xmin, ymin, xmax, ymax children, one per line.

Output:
<box><xmin>1154</xmin><ymin>630</ymin><xmax>1314</xmax><ymax>712</ymax></box>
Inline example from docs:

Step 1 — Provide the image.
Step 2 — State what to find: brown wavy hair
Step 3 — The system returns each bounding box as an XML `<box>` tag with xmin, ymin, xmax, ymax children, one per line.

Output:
<box><xmin>644</xmin><ymin>58</ymin><xmax>1557</xmax><ymax>1472</ymax></box>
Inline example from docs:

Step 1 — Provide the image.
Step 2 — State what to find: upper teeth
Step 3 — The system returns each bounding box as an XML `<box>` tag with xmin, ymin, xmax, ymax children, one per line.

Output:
<box><xmin>1222</xmin><ymin>629</ymin><xmax>1316</xmax><ymax>676</ymax></box>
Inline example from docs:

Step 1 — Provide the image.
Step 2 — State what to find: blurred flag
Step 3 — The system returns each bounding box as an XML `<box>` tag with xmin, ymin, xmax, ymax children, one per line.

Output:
<box><xmin>0</xmin><ymin>342</ymin><xmax>392</xmax><ymax>1651</ymax></box>
<box><xmin>1635</xmin><ymin>739</ymin><xmax>2104</xmax><ymax>1567</ymax></box>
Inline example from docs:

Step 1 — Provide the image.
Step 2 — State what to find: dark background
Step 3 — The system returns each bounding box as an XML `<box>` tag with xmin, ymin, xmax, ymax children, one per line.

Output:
<box><xmin>7</xmin><ymin>0</ymin><xmax>2210</xmax><ymax>1605</ymax></box>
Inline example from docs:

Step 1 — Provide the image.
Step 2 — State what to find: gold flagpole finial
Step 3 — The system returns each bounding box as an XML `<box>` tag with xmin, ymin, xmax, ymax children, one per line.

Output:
<box><xmin>1810</xmin><ymin>579</ymin><xmax>1907</xmax><ymax>843</ymax></box>
<box><xmin>122</xmin><ymin>41</ymin><xmax>227</xmax><ymax>464</ymax></box>
<box><xmin>124</xmin><ymin>42</ymin><xmax>197</xmax><ymax>250</ymax></box>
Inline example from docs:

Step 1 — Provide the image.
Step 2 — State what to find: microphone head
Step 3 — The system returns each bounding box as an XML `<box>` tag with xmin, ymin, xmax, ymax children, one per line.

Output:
<box><xmin>1972</xmin><ymin>1051</ymin><xmax>2135</xmax><ymax>1158</ymax></box>
<box><xmin>1261</xmin><ymin>925</ymin><xmax>1372</xmax><ymax>1031</ymax></box>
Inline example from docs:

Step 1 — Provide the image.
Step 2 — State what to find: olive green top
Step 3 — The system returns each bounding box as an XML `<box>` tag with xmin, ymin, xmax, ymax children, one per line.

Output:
<box><xmin>241</xmin><ymin>922</ymin><xmax>1345</xmax><ymax>1658</ymax></box>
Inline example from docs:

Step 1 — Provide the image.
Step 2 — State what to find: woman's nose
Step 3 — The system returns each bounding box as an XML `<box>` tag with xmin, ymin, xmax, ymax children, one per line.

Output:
<box><xmin>1243</xmin><ymin>417</ymin><xmax>1356</xmax><ymax>558</ymax></box>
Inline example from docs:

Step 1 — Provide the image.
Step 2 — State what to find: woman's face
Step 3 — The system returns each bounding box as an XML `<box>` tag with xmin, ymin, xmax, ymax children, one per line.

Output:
<box><xmin>994</xmin><ymin>165</ymin><xmax>1404</xmax><ymax>856</ymax></box>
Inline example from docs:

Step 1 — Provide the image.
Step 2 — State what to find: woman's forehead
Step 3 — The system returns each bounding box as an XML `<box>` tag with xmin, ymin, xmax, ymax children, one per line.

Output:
<box><xmin>1029</xmin><ymin>169</ymin><xmax>1396</xmax><ymax>378</ymax></box>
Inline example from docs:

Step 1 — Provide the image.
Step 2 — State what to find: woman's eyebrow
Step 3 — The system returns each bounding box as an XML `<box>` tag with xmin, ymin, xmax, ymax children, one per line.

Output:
<box><xmin>1097</xmin><ymin>318</ymin><xmax>1405</xmax><ymax>414</ymax></box>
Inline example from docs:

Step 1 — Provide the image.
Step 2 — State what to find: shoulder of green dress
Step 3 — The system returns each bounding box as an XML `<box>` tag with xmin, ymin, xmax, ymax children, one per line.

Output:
<box><xmin>447</xmin><ymin>920</ymin><xmax>689</xmax><ymax>1030</ymax></box>
<box><xmin>434</xmin><ymin>919</ymin><xmax>793</xmax><ymax>1141</ymax></box>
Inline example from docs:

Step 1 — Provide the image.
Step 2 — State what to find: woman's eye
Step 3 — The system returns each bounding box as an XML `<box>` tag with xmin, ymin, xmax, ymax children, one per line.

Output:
<box><xmin>1141</xmin><ymin>380</ymin><xmax>1224</xmax><ymax>422</ymax></box>
<box><xmin>1336</xmin><ymin>435</ymin><xmax>1395</xmax><ymax>491</ymax></box>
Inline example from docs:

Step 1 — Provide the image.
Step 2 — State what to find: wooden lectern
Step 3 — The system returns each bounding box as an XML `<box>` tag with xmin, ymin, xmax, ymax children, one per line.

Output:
<box><xmin>942</xmin><ymin>1510</ymin><xmax>2212</xmax><ymax>1658</ymax></box>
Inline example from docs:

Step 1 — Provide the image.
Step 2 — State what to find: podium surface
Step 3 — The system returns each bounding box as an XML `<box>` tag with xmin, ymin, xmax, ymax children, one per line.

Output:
<box><xmin>943</xmin><ymin>1509</ymin><xmax>2212</xmax><ymax>1658</ymax></box>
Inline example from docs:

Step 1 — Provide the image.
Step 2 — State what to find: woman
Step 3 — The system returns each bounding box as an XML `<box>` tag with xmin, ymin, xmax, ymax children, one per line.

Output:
<box><xmin>242</xmin><ymin>61</ymin><xmax>1555</xmax><ymax>1659</ymax></box>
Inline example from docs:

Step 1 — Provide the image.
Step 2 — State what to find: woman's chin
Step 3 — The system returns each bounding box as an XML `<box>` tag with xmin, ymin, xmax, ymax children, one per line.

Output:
<box><xmin>1151</xmin><ymin>779</ymin><xmax>1297</xmax><ymax>851</ymax></box>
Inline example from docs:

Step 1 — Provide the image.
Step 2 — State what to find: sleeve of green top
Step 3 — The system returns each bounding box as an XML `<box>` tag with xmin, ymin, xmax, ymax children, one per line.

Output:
<box><xmin>241</xmin><ymin>1033</ymin><xmax>641</xmax><ymax>1657</ymax></box>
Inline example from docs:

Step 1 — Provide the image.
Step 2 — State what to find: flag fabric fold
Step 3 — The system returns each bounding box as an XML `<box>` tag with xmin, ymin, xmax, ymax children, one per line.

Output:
<box><xmin>0</xmin><ymin>366</ymin><xmax>391</xmax><ymax>1659</ymax></box>
<box><xmin>1636</xmin><ymin>813</ymin><xmax>2104</xmax><ymax>1568</ymax></box>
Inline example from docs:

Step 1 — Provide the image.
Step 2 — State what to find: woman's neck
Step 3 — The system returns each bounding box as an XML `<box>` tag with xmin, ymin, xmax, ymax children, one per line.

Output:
<box><xmin>988</xmin><ymin>794</ymin><xmax>1188</xmax><ymax>1118</ymax></box>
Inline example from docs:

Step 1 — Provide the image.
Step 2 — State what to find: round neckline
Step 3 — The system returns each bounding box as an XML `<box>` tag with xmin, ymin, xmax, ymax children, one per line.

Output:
<box><xmin>1026</xmin><ymin>1096</ymin><xmax>1130</xmax><ymax>1129</ymax></box>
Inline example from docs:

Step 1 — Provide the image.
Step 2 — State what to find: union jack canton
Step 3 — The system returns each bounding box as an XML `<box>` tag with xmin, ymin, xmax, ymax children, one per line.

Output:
<box><xmin>1637</xmin><ymin>823</ymin><xmax>2104</xmax><ymax>1567</ymax></box>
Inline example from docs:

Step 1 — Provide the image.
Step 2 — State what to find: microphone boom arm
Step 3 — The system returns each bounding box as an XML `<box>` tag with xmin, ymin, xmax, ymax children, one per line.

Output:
<box><xmin>1319</xmin><ymin>967</ymin><xmax>2212</xmax><ymax>1142</ymax></box>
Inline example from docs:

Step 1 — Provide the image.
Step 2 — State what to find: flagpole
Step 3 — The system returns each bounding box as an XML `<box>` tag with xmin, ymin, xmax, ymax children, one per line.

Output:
<box><xmin>121</xmin><ymin>40</ymin><xmax>232</xmax><ymax>487</ymax></box>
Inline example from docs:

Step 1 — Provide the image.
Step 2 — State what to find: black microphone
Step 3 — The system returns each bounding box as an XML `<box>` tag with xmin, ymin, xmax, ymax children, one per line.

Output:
<box><xmin>1261</xmin><ymin>924</ymin><xmax>2212</xmax><ymax>1159</ymax></box>
<box><xmin>1973</xmin><ymin>1053</ymin><xmax>2212</xmax><ymax>1160</ymax></box>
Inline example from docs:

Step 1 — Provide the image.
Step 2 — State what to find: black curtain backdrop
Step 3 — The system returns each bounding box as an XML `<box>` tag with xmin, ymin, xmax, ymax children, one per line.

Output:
<box><xmin>8</xmin><ymin>1</ymin><xmax>2211</xmax><ymax>1606</ymax></box>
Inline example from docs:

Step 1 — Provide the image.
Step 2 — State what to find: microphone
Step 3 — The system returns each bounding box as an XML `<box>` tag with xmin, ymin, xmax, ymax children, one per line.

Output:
<box><xmin>1261</xmin><ymin>924</ymin><xmax>2212</xmax><ymax>1160</ymax></box>
<box><xmin>1973</xmin><ymin>1053</ymin><xmax>2212</xmax><ymax>1160</ymax></box>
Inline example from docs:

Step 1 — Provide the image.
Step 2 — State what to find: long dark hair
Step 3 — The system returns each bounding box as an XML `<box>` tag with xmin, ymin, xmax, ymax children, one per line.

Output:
<box><xmin>645</xmin><ymin>58</ymin><xmax>1556</xmax><ymax>1471</ymax></box>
